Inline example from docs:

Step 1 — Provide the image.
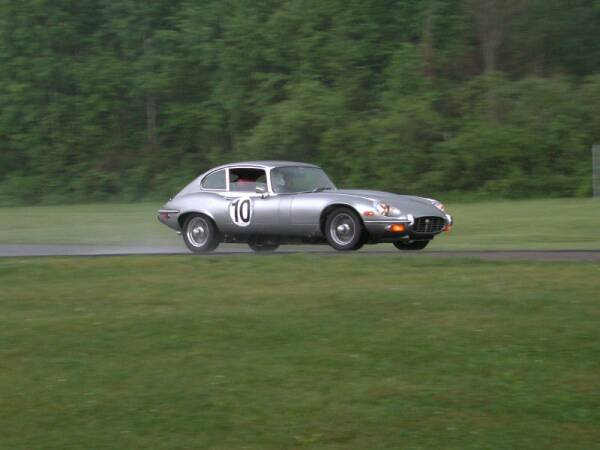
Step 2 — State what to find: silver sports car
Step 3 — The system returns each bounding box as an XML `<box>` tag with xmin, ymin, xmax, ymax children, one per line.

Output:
<box><xmin>158</xmin><ymin>161</ymin><xmax>453</xmax><ymax>252</ymax></box>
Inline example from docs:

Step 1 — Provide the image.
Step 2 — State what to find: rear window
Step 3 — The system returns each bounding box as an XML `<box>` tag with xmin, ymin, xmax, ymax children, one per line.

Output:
<box><xmin>201</xmin><ymin>169</ymin><xmax>226</xmax><ymax>190</ymax></box>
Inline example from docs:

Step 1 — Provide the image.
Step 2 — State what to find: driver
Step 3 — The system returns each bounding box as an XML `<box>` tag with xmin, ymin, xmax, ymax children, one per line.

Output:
<box><xmin>271</xmin><ymin>171</ymin><xmax>291</xmax><ymax>193</ymax></box>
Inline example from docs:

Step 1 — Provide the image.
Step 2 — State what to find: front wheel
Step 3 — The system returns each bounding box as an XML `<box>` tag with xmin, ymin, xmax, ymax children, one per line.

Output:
<box><xmin>325</xmin><ymin>207</ymin><xmax>365</xmax><ymax>251</ymax></box>
<box><xmin>182</xmin><ymin>214</ymin><xmax>220</xmax><ymax>253</ymax></box>
<box><xmin>393</xmin><ymin>240</ymin><xmax>430</xmax><ymax>251</ymax></box>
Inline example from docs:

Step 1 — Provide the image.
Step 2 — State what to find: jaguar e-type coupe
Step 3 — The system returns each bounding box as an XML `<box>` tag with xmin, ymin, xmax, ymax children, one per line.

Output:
<box><xmin>157</xmin><ymin>161</ymin><xmax>452</xmax><ymax>252</ymax></box>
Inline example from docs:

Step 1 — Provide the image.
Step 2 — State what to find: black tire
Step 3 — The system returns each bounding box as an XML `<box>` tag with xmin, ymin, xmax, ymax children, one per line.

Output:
<box><xmin>393</xmin><ymin>240</ymin><xmax>430</xmax><ymax>251</ymax></box>
<box><xmin>324</xmin><ymin>207</ymin><xmax>365</xmax><ymax>251</ymax></box>
<box><xmin>248</xmin><ymin>239</ymin><xmax>280</xmax><ymax>252</ymax></box>
<box><xmin>182</xmin><ymin>214</ymin><xmax>220</xmax><ymax>253</ymax></box>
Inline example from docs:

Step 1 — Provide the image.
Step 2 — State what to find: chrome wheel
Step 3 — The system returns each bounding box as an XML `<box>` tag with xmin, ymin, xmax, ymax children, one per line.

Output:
<box><xmin>182</xmin><ymin>214</ymin><xmax>220</xmax><ymax>253</ymax></box>
<box><xmin>329</xmin><ymin>213</ymin><xmax>356</xmax><ymax>246</ymax></box>
<box><xmin>325</xmin><ymin>208</ymin><xmax>365</xmax><ymax>251</ymax></box>
<box><xmin>186</xmin><ymin>216</ymin><xmax>210</xmax><ymax>247</ymax></box>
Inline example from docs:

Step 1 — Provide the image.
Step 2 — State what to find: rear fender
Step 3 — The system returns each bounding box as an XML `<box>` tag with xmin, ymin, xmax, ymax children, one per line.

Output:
<box><xmin>161</xmin><ymin>192</ymin><xmax>226</xmax><ymax>231</ymax></box>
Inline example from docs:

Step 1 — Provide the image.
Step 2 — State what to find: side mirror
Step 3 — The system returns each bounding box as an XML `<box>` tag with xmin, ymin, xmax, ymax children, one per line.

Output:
<box><xmin>255</xmin><ymin>186</ymin><xmax>268</xmax><ymax>198</ymax></box>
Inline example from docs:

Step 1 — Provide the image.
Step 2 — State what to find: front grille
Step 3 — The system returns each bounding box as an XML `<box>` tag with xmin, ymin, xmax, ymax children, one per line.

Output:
<box><xmin>413</xmin><ymin>216</ymin><xmax>445</xmax><ymax>234</ymax></box>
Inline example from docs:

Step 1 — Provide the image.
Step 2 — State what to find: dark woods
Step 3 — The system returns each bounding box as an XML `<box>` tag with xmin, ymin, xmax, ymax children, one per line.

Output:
<box><xmin>1</xmin><ymin>0</ymin><xmax>599</xmax><ymax>204</ymax></box>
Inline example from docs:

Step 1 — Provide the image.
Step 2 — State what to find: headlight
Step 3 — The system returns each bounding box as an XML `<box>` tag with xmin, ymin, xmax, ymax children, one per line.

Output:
<box><xmin>376</xmin><ymin>202</ymin><xmax>390</xmax><ymax>215</ymax></box>
<box><xmin>375</xmin><ymin>202</ymin><xmax>400</xmax><ymax>216</ymax></box>
<box><xmin>431</xmin><ymin>200</ymin><xmax>446</xmax><ymax>212</ymax></box>
<box><xmin>424</xmin><ymin>197</ymin><xmax>446</xmax><ymax>212</ymax></box>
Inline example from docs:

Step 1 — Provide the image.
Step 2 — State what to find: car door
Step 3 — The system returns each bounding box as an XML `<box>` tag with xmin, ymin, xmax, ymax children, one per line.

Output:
<box><xmin>221</xmin><ymin>167</ymin><xmax>280</xmax><ymax>235</ymax></box>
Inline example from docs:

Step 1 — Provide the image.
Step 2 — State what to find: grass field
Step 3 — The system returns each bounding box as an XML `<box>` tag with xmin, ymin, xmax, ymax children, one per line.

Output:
<box><xmin>1</xmin><ymin>255</ymin><xmax>599</xmax><ymax>449</ymax></box>
<box><xmin>0</xmin><ymin>197</ymin><xmax>599</xmax><ymax>250</ymax></box>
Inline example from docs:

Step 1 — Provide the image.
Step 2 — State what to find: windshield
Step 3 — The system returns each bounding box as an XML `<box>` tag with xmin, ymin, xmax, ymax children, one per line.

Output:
<box><xmin>270</xmin><ymin>166</ymin><xmax>336</xmax><ymax>194</ymax></box>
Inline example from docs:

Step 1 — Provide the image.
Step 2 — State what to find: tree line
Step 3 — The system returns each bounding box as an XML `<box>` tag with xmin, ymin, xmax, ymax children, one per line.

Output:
<box><xmin>1</xmin><ymin>0</ymin><xmax>599</xmax><ymax>205</ymax></box>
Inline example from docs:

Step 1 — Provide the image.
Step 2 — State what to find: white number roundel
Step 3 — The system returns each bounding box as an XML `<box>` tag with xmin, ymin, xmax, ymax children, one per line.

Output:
<box><xmin>229</xmin><ymin>196</ymin><xmax>252</xmax><ymax>227</ymax></box>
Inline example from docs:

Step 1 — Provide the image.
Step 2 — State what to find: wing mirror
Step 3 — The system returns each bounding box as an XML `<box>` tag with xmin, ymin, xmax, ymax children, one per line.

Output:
<box><xmin>255</xmin><ymin>186</ymin><xmax>268</xmax><ymax>198</ymax></box>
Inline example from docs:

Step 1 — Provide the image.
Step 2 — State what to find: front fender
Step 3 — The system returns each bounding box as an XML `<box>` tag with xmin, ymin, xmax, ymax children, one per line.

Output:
<box><xmin>288</xmin><ymin>194</ymin><xmax>372</xmax><ymax>226</ymax></box>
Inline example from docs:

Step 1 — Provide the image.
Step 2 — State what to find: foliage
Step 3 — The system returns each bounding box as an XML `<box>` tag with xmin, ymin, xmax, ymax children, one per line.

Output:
<box><xmin>1</xmin><ymin>0</ymin><xmax>599</xmax><ymax>204</ymax></box>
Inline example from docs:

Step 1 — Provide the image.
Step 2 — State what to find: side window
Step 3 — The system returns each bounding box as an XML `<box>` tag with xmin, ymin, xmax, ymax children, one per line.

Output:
<box><xmin>201</xmin><ymin>169</ymin><xmax>226</xmax><ymax>190</ymax></box>
<box><xmin>229</xmin><ymin>168</ymin><xmax>267</xmax><ymax>192</ymax></box>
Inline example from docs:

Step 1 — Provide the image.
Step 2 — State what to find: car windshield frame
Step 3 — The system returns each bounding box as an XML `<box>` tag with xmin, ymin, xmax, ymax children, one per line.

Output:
<box><xmin>270</xmin><ymin>166</ymin><xmax>336</xmax><ymax>194</ymax></box>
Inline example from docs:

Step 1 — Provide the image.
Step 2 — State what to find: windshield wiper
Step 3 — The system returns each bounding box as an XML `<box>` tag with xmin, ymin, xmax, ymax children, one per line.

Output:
<box><xmin>312</xmin><ymin>187</ymin><xmax>333</xmax><ymax>193</ymax></box>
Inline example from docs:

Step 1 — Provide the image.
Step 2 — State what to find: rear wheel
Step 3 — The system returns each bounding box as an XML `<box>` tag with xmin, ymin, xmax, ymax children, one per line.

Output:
<box><xmin>248</xmin><ymin>239</ymin><xmax>280</xmax><ymax>252</ymax></box>
<box><xmin>325</xmin><ymin>207</ymin><xmax>365</xmax><ymax>251</ymax></box>
<box><xmin>182</xmin><ymin>214</ymin><xmax>220</xmax><ymax>253</ymax></box>
<box><xmin>393</xmin><ymin>240</ymin><xmax>430</xmax><ymax>251</ymax></box>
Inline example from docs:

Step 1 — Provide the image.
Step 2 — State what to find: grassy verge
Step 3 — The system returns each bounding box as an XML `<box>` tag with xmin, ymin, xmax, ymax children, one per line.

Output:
<box><xmin>1</xmin><ymin>255</ymin><xmax>599</xmax><ymax>449</ymax></box>
<box><xmin>439</xmin><ymin>197</ymin><xmax>600</xmax><ymax>250</ymax></box>
<box><xmin>0</xmin><ymin>202</ymin><xmax>180</xmax><ymax>246</ymax></box>
<box><xmin>0</xmin><ymin>198</ymin><xmax>599</xmax><ymax>249</ymax></box>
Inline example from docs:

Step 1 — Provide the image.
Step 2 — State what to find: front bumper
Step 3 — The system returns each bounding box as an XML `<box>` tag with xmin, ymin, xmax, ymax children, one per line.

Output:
<box><xmin>363</xmin><ymin>213</ymin><xmax>452</xmax><ymax>242</ymax></box>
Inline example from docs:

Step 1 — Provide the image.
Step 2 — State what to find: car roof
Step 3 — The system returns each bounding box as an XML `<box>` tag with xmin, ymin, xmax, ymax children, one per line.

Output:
<box><xmin>211</xmin><ymin>160</ymin><xmax>320</xmax><ymax>171</ymax></box>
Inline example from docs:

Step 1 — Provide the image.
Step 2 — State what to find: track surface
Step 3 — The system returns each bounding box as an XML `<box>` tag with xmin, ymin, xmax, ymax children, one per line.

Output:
<box><xmin>1</xmin><ymin>244</ymin><xmax>599</xmax><ymax>261</ymax></box>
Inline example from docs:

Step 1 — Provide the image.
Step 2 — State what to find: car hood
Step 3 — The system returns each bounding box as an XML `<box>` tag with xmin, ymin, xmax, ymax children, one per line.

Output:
<box><xmin>333</xmin><ymin>189</ymin><xmax>444</xmax><ymax>216</ymax></box>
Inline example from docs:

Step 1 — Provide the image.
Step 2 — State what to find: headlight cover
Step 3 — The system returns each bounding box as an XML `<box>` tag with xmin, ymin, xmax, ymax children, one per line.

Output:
<box><xmin>430</xmin><ymin>200</ymin><xmax>446</xmax><ymax>212</ymax></box>
<box><xmin>375</xmin><ymin>201</ymin><xmax>401</xmax><ymax>217</ymax></box>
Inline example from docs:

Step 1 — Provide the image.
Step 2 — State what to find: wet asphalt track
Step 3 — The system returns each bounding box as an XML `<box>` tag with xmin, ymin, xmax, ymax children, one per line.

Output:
<box><xmin>1</xmin><ymin>244</ymin><xmax>599</xmax><ymax>261</ymax></box>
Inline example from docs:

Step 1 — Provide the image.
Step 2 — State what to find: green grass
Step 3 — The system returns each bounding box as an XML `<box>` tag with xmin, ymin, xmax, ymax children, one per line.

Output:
<box><xmin>1</xmin><ymin>255</ymin><xmax>599</xmax><ymax>449</ymax></box>
<box><xmin>0</xmin><ymin>198</ymin><xmax>599</xmax><ymax>249</ymax></box>
<box><xmin>438</xmin><ymin>198</ymin><xmax>600</xmax><ymax>250</ymax></box>
<box><xmin>0</xmin><ymin>202</ymin><xmax>180</xmax><ymax>246</ymax></box>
